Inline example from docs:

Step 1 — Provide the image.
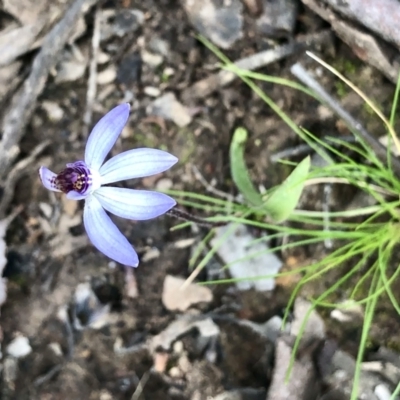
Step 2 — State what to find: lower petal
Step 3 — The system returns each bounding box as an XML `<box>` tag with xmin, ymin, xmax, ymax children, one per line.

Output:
<box><xmin>94</xmin><ymin>186</ymin><xmax>176</xmax><ymax>221</ymax></box>
<box><xmin>83</xmin><ymin>195</ymin><xmax>139</xmax><ymax>267</ymax></box>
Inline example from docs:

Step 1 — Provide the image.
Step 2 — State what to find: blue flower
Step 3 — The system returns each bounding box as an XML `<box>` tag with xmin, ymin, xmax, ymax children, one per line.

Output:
<box><xmin>39</xmin><ymin>103</ymin><xmax>178</xmax><ymax>267</ymax></box>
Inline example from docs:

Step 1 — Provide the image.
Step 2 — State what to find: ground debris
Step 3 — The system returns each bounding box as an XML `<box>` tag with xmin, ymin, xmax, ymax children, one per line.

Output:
<box><xmin>147</xmin><ymin>92</ymin><xmax>193</xmax><ymax>127</ymax></box>
<box><xmin>256</xmin><ymin>0</ymin><xmax>298</xmax><ymax>38</ymax></box>
<box><xmin>267</xmin><ymin>298</ymin><xmax>325</xmax><ymax>400</ymax></box>
<box><xmin>302</xmin><ymin>0</ymin><xmax>400</xmax><ymax>83</ymax></box>
<box><xmin>150</xmin><ymin>314</ymin><xmax>220</xmax><ymax>354</ymax></box>
<box><xmin>162</xmin><ymin>275</ymin><xmax>213</xmax><ymax>311</ymax></box>
<box><xmin>1</xmin><ymin>0</ymin><xmax>400</xmax><ymax>398</ymax></box>
<box><xmin>211</xmin><ymin>223</ymin><xmax>282</xmax><ymax>291</ymax></box>
<box><xmin>182</xmin><ymin>0</ymin><xmax>243</xmax><ymax>49</ymax></box>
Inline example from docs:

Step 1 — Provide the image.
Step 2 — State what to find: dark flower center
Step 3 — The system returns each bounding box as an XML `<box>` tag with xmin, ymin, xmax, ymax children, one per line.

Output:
<box><xmin>55</xmin><ymin>161</ymin><xmax>91</xmax><ymax>194</ymax></box>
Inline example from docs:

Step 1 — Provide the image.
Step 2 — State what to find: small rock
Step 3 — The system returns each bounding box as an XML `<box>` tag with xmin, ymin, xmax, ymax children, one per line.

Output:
<box><xmin>144</xmin><ymin>86</ymin><xmax>161</xmax><ymax>97</ymax></box>
<box><xmin>183</xmin><ymin>0</ymin><xmax>243</xmax><ymax>49</ymax></box>
<box><xmin>39</xmin><ymin>202</ymin><xmax>53</xmax><ymax>219</ymax></box>
<box><xmin>142</xmin><ymin>50</ymin><xmax>164</xmax><ymax>68</ymax></box>
<box><xmin>6</xmin><ymin>336</ymin><xmax>32</xmax><ymax>358</ymax></box>
<box><xmin>163</xmin><ymin>67</ymin><xmax>175</xmax><ymax>78</ymax></box>
<box><xmin>97</xmin><ymin>51</ymin><xmax>110</xmax><ymax>64</ymax></box>
<box><xmin>41</xmin><ymin>101</ymin><xmax>64</xmax><ymax>122</ymax></box>
<box><xmin>174</xmin><ymin>238</ymin><xmax>197</xmax><ymax>249</ymax></box>
<box><xmin>48</xmin><ymin>342</ymin><xmax>63</xmax><ymax>357</ymax></box>
<box><xmin>374</xmin><ymin>383</ymin><xmax>393</xmax><ymax>400</ymax></box>
<box><xmin>154</xmin><ymin>352</ymin><xmax>169</xmax><ymax>373</ymax></box>
<box><xmin>97</xmin><ymin>66</ymin><xmax>117</xmax><ymax>85</ymax></box>
<box><xmin>212</xmin><ymin>388</ymin><xmax>267</xmax><ymax>400</ymax></box>
<box><xmin>55</xmin><ymin>59</ymin><xmax>87</xmax><ymax>83</ymax></box>
<box><xmin>113</xmin><ymin>9</ymin><xmax>144</xmax><ymax>37</ymax></box>
<box><xmin>148</xmin><ymin>36</ymin><xmax>171</xmax><ymax>58</ymax></box>
<box><xmin>169</xmin><ymin>366</ymin><xmax>182</xmax><ymax>378</ymax></box>
<box><xmin>292</xmin><ymin>297</ymin><xmax>325</xmax><ymax>341</ymax></box>
<box><xmin>256</xmin><ymin>0</ymin><xmax>298</xmax><ymax>38</ymax></box>
<box><xmin>147</xmin><ymin>92</ymin><xmax>192</xmax><ymax>127</ymax></box>
<box><xmin>155</xmin><ymin>178</ymin><xmax>173</xmax><ymax>191</ymax></box>
<box><xmin>150</xmin><ymin>314</ymin><xmax>220</xmax><ymax>353</ymax></box>
<box><xmin>99</xmin><ymin>390</ymin><xmax>114</xmax><ymax>400</ymax></box>
<box><xmin>141</xmin><ymin>247</ymin><xmax>161</xmax><ymax>262</ymax></box>
<box><xmin>162</xmin><ymin>275</ymin><xmax>213</xmax><ymax>311</ymax></box>
<box><xmin>330</xmin><ymin>299</ymin><xmax>364</xmax><ymax>324</ymax></box>
<box><xmin>100</xmin><ymin>9</ymin><xmax>144</xmax><ymax>41</ymax></box>
<box><xmin>211</xmin><ymin>223</ymin><xmax>282</xmax><ymax>291</ymax></box>
<box><xmin>72</xmin><ymin>283</ymin><xmax>111</xmax><ymax>330</ymax></box>
<box><xmin>54</xmin><ymin>46</ymin><xmax>87</xmax><ymax>83</ymax></box>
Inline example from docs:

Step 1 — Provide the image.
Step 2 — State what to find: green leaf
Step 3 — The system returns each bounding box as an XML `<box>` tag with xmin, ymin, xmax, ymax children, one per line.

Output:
<box><xmin>230</xmin><ymin>127</ymin><xmax>263</xmax><ymax>206</ymax></box>
<box><xmin>263</xmin><ymin>156</ymin><xmax>310</xmax><ymax>222</ymax></box>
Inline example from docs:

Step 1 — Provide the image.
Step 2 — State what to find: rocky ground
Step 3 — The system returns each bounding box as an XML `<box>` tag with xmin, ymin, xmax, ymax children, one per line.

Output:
<box><xmin>0</xmin><ymin>0</ymin><xmax>400</xmax><ymax>399</ymax></box>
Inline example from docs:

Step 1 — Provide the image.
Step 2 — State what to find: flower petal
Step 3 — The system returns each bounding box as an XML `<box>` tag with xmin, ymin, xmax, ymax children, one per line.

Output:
<box><xmin>83</xmin><ymin>195</ymin><xmax>139</xmax><ymax>267</ymax></box>
<box><xmin>99</xmin><ymin>148</ymin><xmax>178</xmax><ymax>185</ymax></box>
<box><xmin>85</xmin><ymin>103</ymin><xmax>130</xmax><ymax>171</ymax></box>
<box><xmin>39</xmin><ymin>166</ymin><xmax>61</xmax><ymax>192</ymax></box>
<box><xmin>94</xmin><ymin>187</ymin><xmax>176</xmax><ymax>220</ymax></box>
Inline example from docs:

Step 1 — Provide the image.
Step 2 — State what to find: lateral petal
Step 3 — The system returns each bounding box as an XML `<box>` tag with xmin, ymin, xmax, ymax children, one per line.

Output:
<box><xmin>83</xmin><ymin>194</ymin><xmax>139</xmax><ymax>267</ymax></box>
<box><xmin>94</xmin><ymin>187</ymin><xmax>176</xmax><ymax>220</ymax></box>
<box><xmin>99</xmin><ymin>148</ymin><xmax>178</xmax><ymax>185</ymax></box>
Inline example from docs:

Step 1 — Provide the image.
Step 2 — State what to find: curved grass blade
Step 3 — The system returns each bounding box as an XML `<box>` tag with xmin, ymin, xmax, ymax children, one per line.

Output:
<box><xmin>230</xmin><ymin>127</ymin><xmax>263</xmax><ymax>206</ymax></box>
<box><xmin>263</xmin><ymin>156</ymin><xmax>310</xmax><ymax>222</ymax></box>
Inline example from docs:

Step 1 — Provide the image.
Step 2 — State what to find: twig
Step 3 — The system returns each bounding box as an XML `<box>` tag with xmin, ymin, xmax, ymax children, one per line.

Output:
<box><xmin>0</xmin><ymin>0</ymin><xmax>92</xmax><ymax>177</ymax></box>
<box><xmin>131</xmin><ymin>371</ymin><xmax>150</xmax><ymax>400</ymax></box>
<box><xmin>0</xmin><ymin>140</ymin><xmax>50</xmax><ymax>218</ymax></box>
<box><xmin>191</xmin><ymin>165</ymin><xmax>234</xmax><ymax>202</ymax></box>
<box><xmin>181</xmin><ymin>263</ymin><xmax>206</xmax><ymax>289</ymax></box>
<box><xmin>167</xmin><ymin>207</ymin><xmax>226</xmax><ymax>228</ymax></box>
<box><xmin>290</xmin><ymin>62</ymin><xmax>400</xmax><ymax>176</ymax></box>
<box><xmin>271</xmin><ymin>136</ymin><xmax>357</xmax><ymax>162</ymax></box>
<box><xmin>182</xmin><ymin>30</ymin><xmax>333</xmax><ymax>101</ymax></box>
<box><xmin>33</xmin><ymin>365</ymin><xmax>63</xmax><ymax>387</ymax></box>
<box><xmin>82</xmin><ymin>3</ymin><xmax>102</xmax><ymax>138</ymax></box>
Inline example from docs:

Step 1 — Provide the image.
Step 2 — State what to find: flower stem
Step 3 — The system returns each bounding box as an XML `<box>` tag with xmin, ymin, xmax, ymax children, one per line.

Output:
<box><xmin>167</xmin><ymin>207</ymin><xmax>226</xmax><ymax>227</ymax></box>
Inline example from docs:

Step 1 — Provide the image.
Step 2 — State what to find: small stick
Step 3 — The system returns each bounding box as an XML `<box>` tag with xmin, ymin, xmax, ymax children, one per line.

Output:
<box><xmin>0</xmin><ymin>0</ymin><xmax>91</xmax><ymax>176</ymax></box>
<box><xmin>191</xmin><ymin>165</ymin><xmax>235</xmax><ymax>202</ymax></box>
<box><xmin>182</xmin><ymin>30</ymin><xmax>333</xmax><ymax>101</ymax></box>
<box><xmin>271</xmin><ymin>136</ymin><xmax>357</xmax><ymax>162</ymax></box>
<box><xmin>130</xmin><ymin>371</ymin><xmax>150</xmax><ymax>400</ymax></box>
<box><xmin>82</xmin><ymin>4</ymin><xmax>102</xmax><ymax>138</ymax></box>
<box><xmin>167</xmin><ymin>207</ymin><xmax>226</xmax><ymax>228</ymax></box>
<box><xmin>0</xmin><ymin>140</ymin><xmax>50</xmax><ymax>218</ymax></box>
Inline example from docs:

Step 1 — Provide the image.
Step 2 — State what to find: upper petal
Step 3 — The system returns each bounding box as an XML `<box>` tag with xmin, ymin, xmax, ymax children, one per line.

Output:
<box><xmin>39</xmin><ymin>166</ymin><xmax>62</xmax><ymax>192</ymax></box>
<box><xmin>83</xmin><ymin>195</ymin><xmax>139</xmax><ymax>267</ymax></box>
<box><xmin>99</xmin><ymin>148</ymin><xmax>178</xmax><ymax>185</ymax></box>
<box><xmin>93</xmin><ymin>186</ymin><xmax>176</xmax><ymax>220</ymax></box>
<box><xmin>85</xmin><ymin>103</ymin><xmax>130</xmax><ymax>171</ymax></box>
